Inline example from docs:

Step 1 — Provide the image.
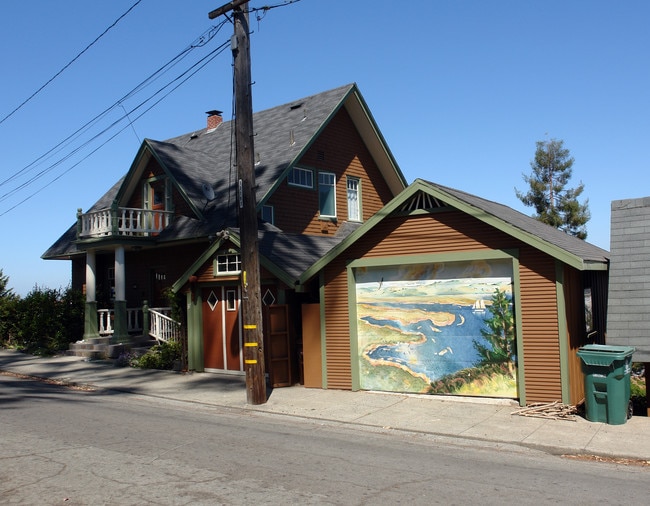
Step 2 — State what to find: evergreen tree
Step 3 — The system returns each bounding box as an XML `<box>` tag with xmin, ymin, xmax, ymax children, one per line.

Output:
<box><xmin>0</xmin><ymin>269</ymin><xmax>18</xmax><ymax>345</ymax></box>
<box><xmin>0</xmin><ymin>269</ymin><xmax>15</xmax><ymax>300</ymax></box>
<box><xmin>516</xmin><ymin>138</ymin><xmax>590</xmax><ymax>240</ymax></box>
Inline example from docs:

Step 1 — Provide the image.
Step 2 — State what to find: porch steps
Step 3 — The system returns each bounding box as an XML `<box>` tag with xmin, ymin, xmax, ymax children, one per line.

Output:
<box><xmin>67</xmin><ymin>337</ymin><xmax>112</xmax><ymax>360</ymax></box>
<box><xmin>67</xmin><ymin>335</ymin><xmax>157</xmax><ymax>360</ymax></box>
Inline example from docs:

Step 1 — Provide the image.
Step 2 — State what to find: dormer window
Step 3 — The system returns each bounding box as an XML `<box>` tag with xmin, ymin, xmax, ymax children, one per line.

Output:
<box><xmin>214</xmin><ymin>253</ymin><xmax>241</xmax><ymax>275</ymax></box>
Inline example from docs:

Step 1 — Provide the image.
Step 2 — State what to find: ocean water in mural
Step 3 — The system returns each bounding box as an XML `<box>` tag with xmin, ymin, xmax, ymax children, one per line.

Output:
<box><xmin>355</xmin><ymin>260</ymin><xmax>517</xmax><ymax>398</ymax></box>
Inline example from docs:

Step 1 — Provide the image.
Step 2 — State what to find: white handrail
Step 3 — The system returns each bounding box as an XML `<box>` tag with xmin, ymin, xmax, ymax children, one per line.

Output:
<box><xmin>149</xmin><ymin>309</ymin><xmax>182</xmax><ymax>343</ymax></box>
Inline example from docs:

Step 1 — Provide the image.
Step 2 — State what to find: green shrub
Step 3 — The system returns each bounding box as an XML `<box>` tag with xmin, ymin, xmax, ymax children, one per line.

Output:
<box><xmin>3</xmin><ymin>284</ymin><xmax>84</xmax><ymax>356</ymax></box>
<box><xmin>131</xmin><ymin>340</ymin><xmax>182</xmax><ymax>370</ymax></box>
<box><xmin>631</xmin><ymin>366</ymin><xmax>647</xmax><ymax>416</ymax></box>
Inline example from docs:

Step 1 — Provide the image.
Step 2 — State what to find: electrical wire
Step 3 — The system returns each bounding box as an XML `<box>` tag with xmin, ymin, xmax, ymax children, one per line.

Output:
<box><xmin>0</xmin><ymin>34</ymin><xmax>230</xmax><ymax>210</ymax></box>
<box><xmin>0</xmin><ymin>21</ymin><xmax>227</xmax><ymax>190</ymax></box>
<box><xmin>0</xmin><ymin>0</ymin><xmax>144</xmax><ymax>127</ymax></box>
<box><xmin>0</xmin><ymin>20</ymin><xmax>228</xmax><ymax>196</ymax></box>
<box><xmin>1</xmin><ymin>0</ymin><xmax>302</xmax><ymax>216</ymax></box>
<box><xmin>0</xmin><ymin>39</ymin><xmax>231</xmax><ymax>217</ymax></box>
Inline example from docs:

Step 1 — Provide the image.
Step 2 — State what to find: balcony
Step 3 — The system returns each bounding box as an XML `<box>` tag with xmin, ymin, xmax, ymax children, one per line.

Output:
<box><xmin>77</xmin><ymin>206</ymin><xmax>174</xmax><ymax>239</ymax></box>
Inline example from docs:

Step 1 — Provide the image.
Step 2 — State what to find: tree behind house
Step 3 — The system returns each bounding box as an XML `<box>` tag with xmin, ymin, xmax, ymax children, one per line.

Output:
<box><xmin>515</xmin><ymin>138</ymin><xmax>590</xmax><ymax>239</ymax></box>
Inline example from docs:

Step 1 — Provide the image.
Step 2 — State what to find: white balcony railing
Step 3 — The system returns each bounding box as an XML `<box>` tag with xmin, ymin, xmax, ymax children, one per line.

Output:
<box><xmin>78</xmin><ymin>207</ymin><xmax>174</xmax><ymax>239</ymax></box>
<box><xmin>98</xmin><ymin>307</ymin><xmax>144</xmax><ymax>336</ymax></box>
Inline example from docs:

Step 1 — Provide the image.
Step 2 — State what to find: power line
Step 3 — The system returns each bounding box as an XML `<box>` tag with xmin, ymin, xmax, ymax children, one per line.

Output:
<box><xmin>0</xmin><ymin>38</ymin><xmax>231</xmax><ymax>217</ymax></box>
<box><xmin>0</xmin><ymin>0</ymin><xmax>144</xmax><ymax>127</ymax></box>
<box><xmin>0</xmin><ymin>21</ymin><xmax>228</xmax><ymax>193</ymax></box>
<box><xmin>0</xmin><ymin>0</ymin><xmax>300</xmax><ymax>216</ymax></box>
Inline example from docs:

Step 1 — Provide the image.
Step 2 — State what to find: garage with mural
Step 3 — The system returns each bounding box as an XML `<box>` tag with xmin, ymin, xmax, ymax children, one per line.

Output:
<box><xmin>354</xmin><ymin>258</ymin><xmax>518</xmax><ymax>398</ymax></box>
<box><xmin>304</xmin><ymin>179</ymin><xmax>610</xmax><ymax>405</ymax></box>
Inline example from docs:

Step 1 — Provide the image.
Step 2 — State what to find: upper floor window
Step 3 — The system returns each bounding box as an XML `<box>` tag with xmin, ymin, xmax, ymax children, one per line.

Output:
<box><xmin>288</xmin><ymin>167</ymin><xmax>313</xmax><ymax>188</ymax></box>
<box><xmin>319</xmin><ymin>172</ymin><xmax>336</xmax><ymax>218</ymax></box>
<box><xmin>347</xmin><ymin>177</ymin><xmax>360</xmax><ymax>221</ymax></box>
<box><xmin>215</xmin><ymin>254</ymin><xmax>241</xmax><ymax>275</ymax></box>
<box><xmin>261</xmin><ymin>205</ymin><xmax>274</xmax><ymax>225</ymax></box>
<box><xmin>143</xmin><ymin>176</ymin><xmax>170</xmax><ymax>211</ymax></box>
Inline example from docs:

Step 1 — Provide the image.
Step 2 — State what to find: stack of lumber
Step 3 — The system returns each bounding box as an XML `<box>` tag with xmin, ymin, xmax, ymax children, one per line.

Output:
<box><xmin>511</xmin><ymin>401</ymin><xmax>577</xmax><ymax>421</ymax></box>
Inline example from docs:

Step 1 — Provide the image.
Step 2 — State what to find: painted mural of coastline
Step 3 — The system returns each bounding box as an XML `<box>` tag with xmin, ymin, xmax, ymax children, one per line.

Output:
<box><xmin>355</xmin><ymin>260</ymin><xmax>517</xmax><ymax>398</ymax></box>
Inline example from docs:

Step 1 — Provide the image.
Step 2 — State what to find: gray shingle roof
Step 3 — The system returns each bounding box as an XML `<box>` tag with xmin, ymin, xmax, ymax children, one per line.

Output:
<box><xmin>426</xmin><ymin>180</ymin><xmax>609</xmax><ymax>264</ymax></box>
<box><xmin>157</xmin><ymin>83</ymin><xmax>356</xmax><ymax>222</ymax></box>
<box><xmin>298</xmin><ymin>178</ymin><xmax>608</xmax><ymax>284</ymax></box>
<box><xmin>43</xmin><ymin>84</ymin><xmax>357</xmax><ymax>260</ymax></box>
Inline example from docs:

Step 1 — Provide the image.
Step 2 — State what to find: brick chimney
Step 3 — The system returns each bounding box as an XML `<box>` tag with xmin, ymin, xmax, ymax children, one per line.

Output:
<box><xmin>206</xmin><ymin>110</ymin><xmax>223</xmax><ymax>132</ymax></box>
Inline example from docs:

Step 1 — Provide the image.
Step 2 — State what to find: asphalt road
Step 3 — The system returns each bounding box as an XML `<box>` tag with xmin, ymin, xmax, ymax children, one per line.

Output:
<box><xmin>1</xmin><ymin>374</ymin><xmax>648</xmax><ymax>505</ymax></box>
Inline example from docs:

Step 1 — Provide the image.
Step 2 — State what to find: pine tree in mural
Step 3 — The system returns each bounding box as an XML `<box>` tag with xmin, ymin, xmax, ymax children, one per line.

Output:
<box><xmin>474</xmin><ymin>289</ymin><xmax>516</xmax><ymax>374</ymax></box>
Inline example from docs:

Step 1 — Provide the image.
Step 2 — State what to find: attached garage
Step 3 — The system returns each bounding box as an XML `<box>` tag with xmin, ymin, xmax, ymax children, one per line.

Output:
<box><xmin>301</xmin><ymin>179</ymin><xmax>609</xmax><ymax>406</ymax></box>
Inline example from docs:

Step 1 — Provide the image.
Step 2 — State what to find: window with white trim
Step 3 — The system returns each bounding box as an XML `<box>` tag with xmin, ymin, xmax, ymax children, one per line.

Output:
<box><xmin>319</xmin><ymin>172</ymin><xmax>336</xmax><ymax>218</ymax></box>
<box><xmin>226</xmin><ymin>289</ymin><xmax>237</xmax><ymax>311</ymax></box>
<box><xmin>215</xmin><ymin>254</ymin><xmax>241</xmax><ymax>275</ymax></box>
<box><xmin>347</xmin><ymin>177</ymin><xmax>360</xmax><ymax>221</ymax></box>
<box><xmin>287</xmin><ymin>167</ymin><xmax>313</xmax><ymax>188</ymax></box>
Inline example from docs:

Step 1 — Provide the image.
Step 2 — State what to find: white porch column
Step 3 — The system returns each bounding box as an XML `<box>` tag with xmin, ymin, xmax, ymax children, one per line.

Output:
<box><xmin>114</xmin><ymin>246</ymin><xmax>126</xmax><ymax>301</ymax></box>
<box><xmin>83</xmin><ymin>250</ymin><xmax>99</xmax><ymax>339</ymax></box>
<box><xmin>86</xmin><ymin>250</ymin><xmax>96</xmax><ymax>302</ymax></box>
<box><xmin>112</xmin><ymin>246</ymin><xmax>128</xmax><ymax>342</ymax></box>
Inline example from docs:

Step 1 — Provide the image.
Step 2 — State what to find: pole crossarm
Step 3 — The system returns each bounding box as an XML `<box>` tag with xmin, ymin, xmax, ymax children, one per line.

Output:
<box><xmin>208</xmin><ymin>0</ymin><xmax>249</xmax><ymax>19</ymax></box>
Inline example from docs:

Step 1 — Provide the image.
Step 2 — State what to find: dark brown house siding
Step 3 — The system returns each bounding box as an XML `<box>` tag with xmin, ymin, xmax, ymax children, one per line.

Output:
<box><xmin>322</xmin><ymin>210</ymin><xmax>566</xmax><ymax>403</ymax></box>
<box><xmin>266</xmin><ymin>107</ymin><xmax>394</xmax><ymax>236</ymax></box>
<box><xmin>72</xmin><ymin>257</ymin><xmax>85</xmax><ymax>293</ymax></box>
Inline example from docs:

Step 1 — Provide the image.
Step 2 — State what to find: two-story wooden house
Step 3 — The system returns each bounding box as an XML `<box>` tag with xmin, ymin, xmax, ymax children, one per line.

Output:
<box><xmin>43</xmin><ymin>83</ymin><xmax>407</xmax><ymax>386</ymax></box>
<box><xmin>44</xmin><ymin>83</ymin><xmax>610</xmax><ymax>405</ymax></box>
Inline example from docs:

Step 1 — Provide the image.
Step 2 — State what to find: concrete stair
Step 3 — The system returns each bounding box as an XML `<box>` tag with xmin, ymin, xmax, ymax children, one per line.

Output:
<box><xmin>67</xmin><ymin>335</ymin><xmax>157</xmax><ymax>360</ymax></box>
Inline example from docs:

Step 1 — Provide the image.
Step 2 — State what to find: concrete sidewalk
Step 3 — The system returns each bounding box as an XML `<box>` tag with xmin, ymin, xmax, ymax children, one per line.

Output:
<box><xmin>1</xmin><ymin>349</ymin><xmax>649</xmax><ymax>463</ymax></box>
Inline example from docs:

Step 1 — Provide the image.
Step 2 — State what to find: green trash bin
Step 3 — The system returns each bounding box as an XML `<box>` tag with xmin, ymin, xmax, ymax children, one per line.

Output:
<box><xmin>577</xmin><ymin>344</ymin><xmax>635</xmax><ymax>425</ymax></box>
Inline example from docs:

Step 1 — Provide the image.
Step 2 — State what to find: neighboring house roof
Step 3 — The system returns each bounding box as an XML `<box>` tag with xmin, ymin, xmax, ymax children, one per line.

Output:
<box><xmin>43</xmin><ymin>83</ymin><xmax>406</xmax><ymax>260</ymax></box>
<box><xmin>299</xmin><ymin>178</ymin><xmax>610</xmax><ymax>283</ymax></box>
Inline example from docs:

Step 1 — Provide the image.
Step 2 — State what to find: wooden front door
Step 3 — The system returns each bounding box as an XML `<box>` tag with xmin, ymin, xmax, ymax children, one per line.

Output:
<box><xmin>265</xmin><ymin>304</ymin><xmax>291</xmax><ymax>387</ymax></box>
<box><xmin>144</xmin><ymin>179</ymin><xmax>166</xmax><ymax>233</ymax></box>
<box><xmin>202</xmin><ymin>287</ymin><xmax>242</xmax><ymax>371</ymax></box>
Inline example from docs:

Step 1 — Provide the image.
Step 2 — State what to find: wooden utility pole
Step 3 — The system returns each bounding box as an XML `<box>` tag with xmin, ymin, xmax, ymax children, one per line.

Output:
<box><xmin>209</xmin><ymin>0</ymin><xmax>266</xmax><ymax>404</ymax></box>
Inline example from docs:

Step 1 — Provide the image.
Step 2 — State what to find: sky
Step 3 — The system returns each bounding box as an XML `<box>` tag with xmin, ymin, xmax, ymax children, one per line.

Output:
<box><xmin>1</xmin><ymin>0</ymin><xmax>649</xmax><ymax>296</ymax></box>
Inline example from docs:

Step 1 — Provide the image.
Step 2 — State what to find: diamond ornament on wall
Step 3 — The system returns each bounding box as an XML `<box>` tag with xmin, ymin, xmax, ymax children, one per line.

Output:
<box><xmin>207</xmin><ymin>290</ymin><xmax>219</xmax><ymax>311</ymax></box>
<box><xmin>262</xmin><ymin>289</ymin><xmax>276</xmax><ymax>306</ymax></box>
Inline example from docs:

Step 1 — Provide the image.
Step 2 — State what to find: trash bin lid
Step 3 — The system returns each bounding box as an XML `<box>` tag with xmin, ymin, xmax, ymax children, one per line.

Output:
<box><xmin>577</xmin><ymin>344</ymin><xmax>635</xmax><ymax>366</ymax></box>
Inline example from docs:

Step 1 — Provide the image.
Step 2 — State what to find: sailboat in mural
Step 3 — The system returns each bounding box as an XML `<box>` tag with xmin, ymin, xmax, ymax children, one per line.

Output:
<box><xmin>472</xmin><ymin>299</ymin><xmax>486</xmax><ymax>313</ymax></box>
